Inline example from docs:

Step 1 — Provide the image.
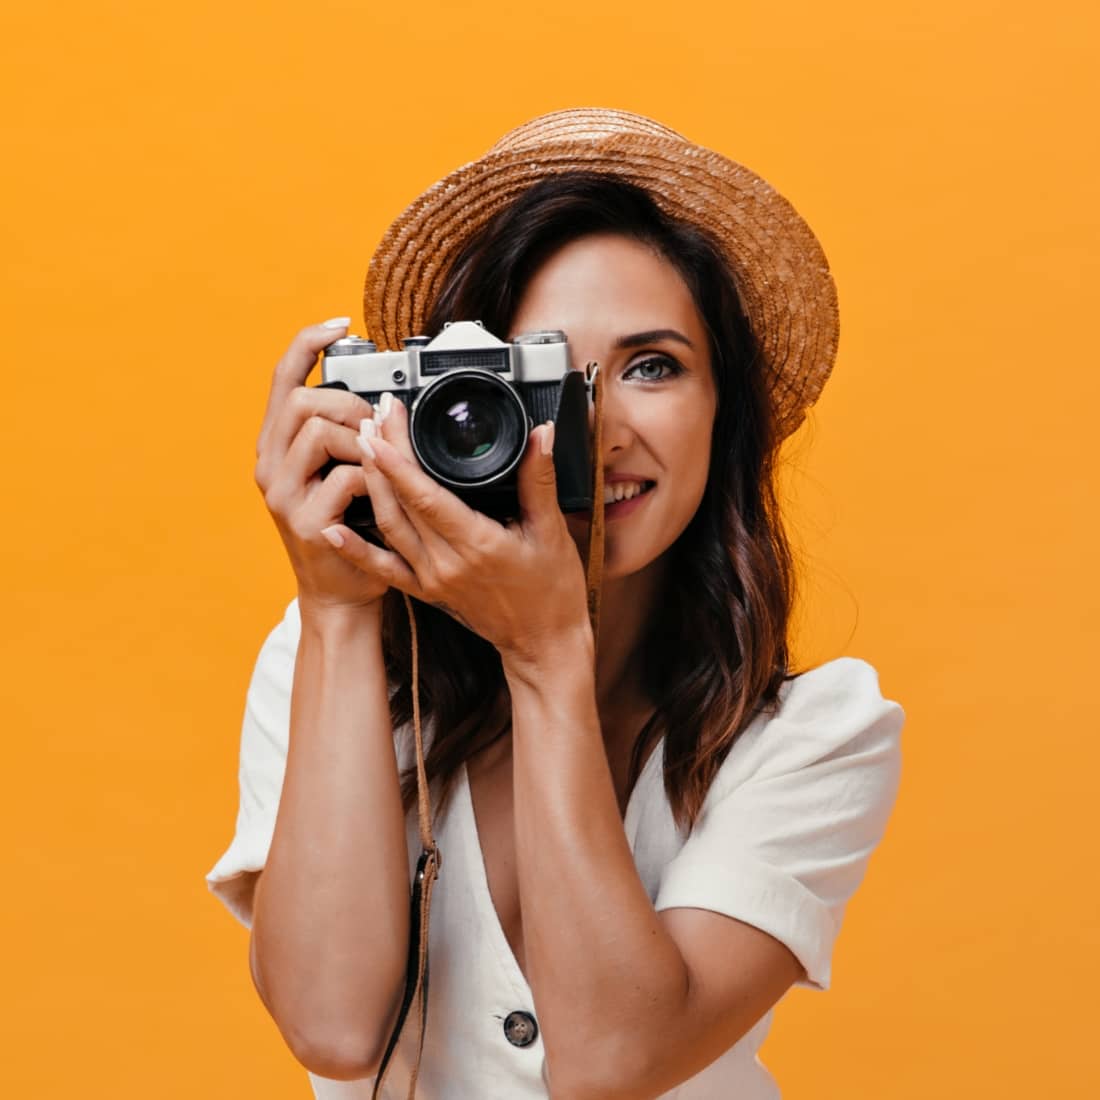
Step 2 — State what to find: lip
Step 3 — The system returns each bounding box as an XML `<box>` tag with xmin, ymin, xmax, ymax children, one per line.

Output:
<box><xmin>603</xmin><ymin>471</ymin><xmax>652</xmax><ymax>484</ymax></box>
<box><xmin>604</xmin><ymin>485</ymin><xmax>654</xmax><ymax>521</ymax></box>
<box><xmin>570</xmin><ymin>479</ymin><xmax>657</xmax><ymax>524</ymax></box>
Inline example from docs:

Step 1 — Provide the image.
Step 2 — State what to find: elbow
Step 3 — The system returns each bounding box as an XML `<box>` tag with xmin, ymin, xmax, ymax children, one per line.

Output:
<box><xmin>272</xmin><ymin>993</ymin><xmax>404</xmax><ymax>1082</ymax></box>
<box><xmin>551</xmin><ymin>1078</ymin><xmax>657</xmax><ymax>1100</ymax></box>
<box><xmin>251</xmin><ymin>962</ymin><xmax>400</xmax><ymax>1081</ymax></box>
<box><xmin>248</xmin><ymin>937</ymin><xmax>404</xmax><ymax>1081</ymax></box>
<box><xmin>283</xmin><ymin>1028</ymin><xmax>385</xmax><ymax>1082</ymax></box>
<box><xmin>547</xmin><ymin>1035</ymin><xmax>666</xmax><ymax>1100</ymax></box>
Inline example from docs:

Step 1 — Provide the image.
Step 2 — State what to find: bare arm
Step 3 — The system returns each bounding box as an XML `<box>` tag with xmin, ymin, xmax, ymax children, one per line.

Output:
<box><xmin>505</xmin><ymin>646</ymin><xmax>803</xmax><ymax>1100</ymax></box>
<box><xmin>250</xmin><ymin>601</ymin><xmax>410</xmax><ymax>1081</ymax></box>
<box><xmin>245</xmin><ymin>322</ymin><xmax>422</xmax><ymax>1080</ymax></box>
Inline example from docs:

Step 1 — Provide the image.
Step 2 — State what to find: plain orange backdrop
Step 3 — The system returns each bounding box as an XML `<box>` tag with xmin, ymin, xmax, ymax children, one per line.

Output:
<box><xmin>2</xmin><ymin>0</ymin><xmax>1097</xmax><ymax>1096</ymax></box>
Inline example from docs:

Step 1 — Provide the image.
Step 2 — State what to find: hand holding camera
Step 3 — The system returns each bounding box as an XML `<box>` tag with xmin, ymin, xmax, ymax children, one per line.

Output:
<box><xmin>255</xmin><ymin>318</ymin><xmax>595</xmax><ymax>647</ymax></box>
<box><xmin>310</xmin><ymin>321</ymin><xmax>595</xmax><ymax>656</ymax></box>
<box><xmin>253</xmin><ymin>319</ymin><xmax>399</xmax><ymax>619</ymax></box>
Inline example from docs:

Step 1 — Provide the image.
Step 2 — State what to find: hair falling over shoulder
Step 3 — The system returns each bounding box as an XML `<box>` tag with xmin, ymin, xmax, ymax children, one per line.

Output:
<box><xmin>384</xmin><ymin>172</ymin><xmax>800</xmax><ymax>832</ymax></box>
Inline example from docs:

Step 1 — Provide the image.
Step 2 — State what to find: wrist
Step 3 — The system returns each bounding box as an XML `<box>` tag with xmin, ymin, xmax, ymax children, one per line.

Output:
<box><xmin>297</xmin><ymin>593</ymin><xmax>385</xmax><ymax>640</ymax></box>
<box><xmin>500</xmin><ymin>621</ymin><xmax>595</xmax><ymax>693</ymax></box>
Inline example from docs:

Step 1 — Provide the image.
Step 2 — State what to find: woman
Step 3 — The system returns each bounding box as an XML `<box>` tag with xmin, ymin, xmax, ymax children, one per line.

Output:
<box><xmin>208</xmin><ymin>109</ymin><xmax>905</xmax><ymax>1099</ymax></box>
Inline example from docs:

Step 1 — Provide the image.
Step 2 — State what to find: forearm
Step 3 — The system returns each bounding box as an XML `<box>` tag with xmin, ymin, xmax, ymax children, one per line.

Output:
<box><xmin>504</xmin><ymin>642</ymin><xmax>691</xmax><ymax>1098</ymax></box>
<box><xmin>251</xmin><ymin>601</ymin><xmax>409</xmax><ymax>1078</ymax></box>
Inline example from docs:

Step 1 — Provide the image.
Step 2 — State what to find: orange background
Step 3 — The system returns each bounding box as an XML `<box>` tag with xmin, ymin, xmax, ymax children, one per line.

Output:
<box><xmin>2</xmin><ymin>1</ymin><xmax>1097</xmax><ymax>1096</ymax></box>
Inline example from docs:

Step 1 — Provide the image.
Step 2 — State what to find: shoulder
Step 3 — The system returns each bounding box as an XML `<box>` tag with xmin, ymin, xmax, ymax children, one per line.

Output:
<box><xmin>651</xmin><ymin>656</ymin><xmax>906</xmax><ymax>992</ymax></box>
<box><xmin>708</xmin><ymin>656</ymin><xmax>906</xmax><ymax>802</ymax></box>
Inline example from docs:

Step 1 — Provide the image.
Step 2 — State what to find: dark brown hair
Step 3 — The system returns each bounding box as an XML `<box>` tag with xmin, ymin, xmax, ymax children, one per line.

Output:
<box><xmin>383</xmin><ymin>172</ymin><xmax>800</xmax><ymax>830</ymax></box>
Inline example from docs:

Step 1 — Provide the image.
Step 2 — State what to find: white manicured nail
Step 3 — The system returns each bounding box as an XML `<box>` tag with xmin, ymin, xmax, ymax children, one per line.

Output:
<box><xmin>321</xmin><ymin>526</ymin><xmax>345</xmax><ymax>548</ymax></box>
<box><xmin>378</xmin><ymin>392</ymin><xmax>394</xmax><ymax>423</ymax></box>
<box><xmin>322</xmin><ymin>316</ymin><xmax>351</xmax><ymax>329</ymax></box>
<box><xmin>358</xmin><ymin>418</ymin><xmax>377</xmax><ymax>459</ymax></box>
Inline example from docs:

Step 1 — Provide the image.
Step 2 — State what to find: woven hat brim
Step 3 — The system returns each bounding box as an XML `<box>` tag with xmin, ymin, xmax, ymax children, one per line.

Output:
<box><xmin>364</xmin><ymin>132</ymin><xmax>838</xmax><ymax>440</ymax></box>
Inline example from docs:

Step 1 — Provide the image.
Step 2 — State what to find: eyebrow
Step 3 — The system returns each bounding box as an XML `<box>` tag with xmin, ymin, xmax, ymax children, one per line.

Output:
<box><xmin>613</xmin><ymin>328</ymin><xmax>696</xmax><ymax>351</ymax></box>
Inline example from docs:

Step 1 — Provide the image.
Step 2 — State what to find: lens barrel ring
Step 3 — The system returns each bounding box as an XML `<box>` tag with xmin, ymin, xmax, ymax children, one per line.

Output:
<box><xmin>409</xmin><ymin>369</ymin><xmax>531</xmax><ymax>489</ymax></box>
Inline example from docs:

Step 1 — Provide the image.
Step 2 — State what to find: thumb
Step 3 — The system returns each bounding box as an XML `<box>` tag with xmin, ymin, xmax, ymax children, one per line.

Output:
<box><xmin>517</xmin><ymin>421</ymin><xmax>559</xmax><ymax>531</ymax></box>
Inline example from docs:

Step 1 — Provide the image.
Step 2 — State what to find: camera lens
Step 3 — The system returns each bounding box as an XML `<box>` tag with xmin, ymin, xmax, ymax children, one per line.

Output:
<box><xmin>439</xmin><ymin>397</ymin><xmax>497</xmax><ymax>460</ymax></box>
<box><xmin>412</xmin><ymin>371</ymin><xmax>528</xmax><ymax>487</ymax></box>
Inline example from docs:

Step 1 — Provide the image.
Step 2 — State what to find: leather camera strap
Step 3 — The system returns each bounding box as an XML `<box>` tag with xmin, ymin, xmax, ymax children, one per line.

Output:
<box><xmin>372</xmin><ymin>593</ymin><xmax>440</xmax><ymax>1100</ymax></box>
<box><xmin>584</xmin><ymin>363</ymin><xmax>606</xmax><ymax>651</ymax></box>
<box><xmin>372</xmin><ymin>369</ymin><xmax>605</xmax><ymax>1098</ymax></box>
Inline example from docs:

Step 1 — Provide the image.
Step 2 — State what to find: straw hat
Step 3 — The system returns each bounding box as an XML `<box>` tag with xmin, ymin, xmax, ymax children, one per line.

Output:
<box><xmin>363</xmin><ymin>108</ymin><xmax>839</xmax><ymax>441</ymax></box>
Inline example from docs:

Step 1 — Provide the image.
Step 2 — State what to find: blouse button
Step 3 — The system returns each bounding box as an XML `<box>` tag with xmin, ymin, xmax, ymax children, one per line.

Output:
<box><xmin>503</xmin><ymin>1010</ymin><xmax>539</xmax><ymax>1047</ymax></box>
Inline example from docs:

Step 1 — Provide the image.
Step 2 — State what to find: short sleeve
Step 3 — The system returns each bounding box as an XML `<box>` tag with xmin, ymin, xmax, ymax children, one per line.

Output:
<box><xmin>654</xmin><ymin>657</ymin><xmax>904</xmax><ymax>992</ymax></box>
<box><xmin>205</xmin><ymin>599</ymin><xmax>302</xmax><ymax>929</ymax></box>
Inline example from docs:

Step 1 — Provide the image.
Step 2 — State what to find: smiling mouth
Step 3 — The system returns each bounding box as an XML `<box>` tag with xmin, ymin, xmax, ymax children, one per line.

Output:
<box><xmin>602</xmin><ymin>479</ymin><xmax>655</xmax><ymax>505</ymax></box>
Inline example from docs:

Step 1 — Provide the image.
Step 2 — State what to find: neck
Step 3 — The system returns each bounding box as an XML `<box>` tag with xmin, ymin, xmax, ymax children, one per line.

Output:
<box><xmin>593</xmin><ymin>555</ymin><xmax>666</xmax><ymax>715</ymax></box>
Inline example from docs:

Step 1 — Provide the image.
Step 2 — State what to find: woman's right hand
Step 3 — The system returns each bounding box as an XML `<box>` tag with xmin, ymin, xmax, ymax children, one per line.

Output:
<box><xmin>254</xmin><ymin>319</ymin><xmax>390</xmax><ymax>615</ymax></box>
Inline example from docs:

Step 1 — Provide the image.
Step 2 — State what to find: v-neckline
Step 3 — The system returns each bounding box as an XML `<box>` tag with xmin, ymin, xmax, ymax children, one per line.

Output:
<box><xmin>457</xmin><ymin>741</ymin><xmax>664</xmax><ymax>990</ymax></box>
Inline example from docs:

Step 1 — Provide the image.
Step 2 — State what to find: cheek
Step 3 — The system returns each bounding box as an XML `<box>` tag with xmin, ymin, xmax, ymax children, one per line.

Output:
<box><xmin>669</xmin><ymin>406</ymin><xmax>716</xmax><ymax>499</ymax></box>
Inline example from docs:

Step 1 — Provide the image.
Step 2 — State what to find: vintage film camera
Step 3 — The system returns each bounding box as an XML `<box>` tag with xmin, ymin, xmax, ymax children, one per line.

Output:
<box><xmin>319</xmin><ymin>321</ymin><xmax>592</xmax><ymax>541</ymax></box>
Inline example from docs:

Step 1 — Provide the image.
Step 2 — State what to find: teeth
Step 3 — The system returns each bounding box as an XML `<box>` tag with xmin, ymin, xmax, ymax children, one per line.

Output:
<box><xmin>603</xmin><ymin>480</ymin><xmax>649</xmax><ymax>504</ymax></box>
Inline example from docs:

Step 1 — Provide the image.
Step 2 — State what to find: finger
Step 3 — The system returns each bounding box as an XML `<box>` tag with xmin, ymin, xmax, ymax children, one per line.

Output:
<box><xmin>517</xmin><ymin>422</ymin><xmax>561</xmax><ymax>538</ymax></box>
<box><xmin>371</xmin><ymin>395</ymin><xmax>459</xmax><ymax>556</ymax></box>
<box><xmin>258</xmin><ymin>318</ymin><xmax>353</xmax><ymax>453</ymax></box>
<box><xmin>293</xmin><ymin>462</ymin><xmax>370</xmax><ymax>536</ymax></box>
<box><xmin>356</xmin><ymin>425</ymin><xmax>433</xmax><ymax>568</ymax></box>
<box><xmin>259</xmin><ymin>385</ymin><xmax>374</xmax><ymax>480</ymax></box>
<box><xmin>369</xmin><ymin>433</ymin><xmax>488</xmax><ymax>547</ymax></box>
<box><xmin>374</xmin><ymin>391</ymin><xmax>417</xmax><ymax>463</ymax></box>
<box><xmin>261</xmin><ymin>416</ymin><xmax>364</xmax><ymax>510</ymax></box>
<box><xmin>318</xmin><ymin>524</ymin><xmax>424</xmax><ymax>597</ymax></box>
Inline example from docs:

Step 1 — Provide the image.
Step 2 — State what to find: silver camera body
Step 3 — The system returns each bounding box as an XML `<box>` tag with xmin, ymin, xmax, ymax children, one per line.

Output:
<box><xmin>319</xmin><ymin>321</ymin><xmax>592</xmax><ymax>537</ymax></box>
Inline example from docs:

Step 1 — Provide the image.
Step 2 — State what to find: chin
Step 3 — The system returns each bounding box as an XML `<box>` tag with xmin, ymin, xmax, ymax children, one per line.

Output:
<box><xmin>565</xmin><ymin>524</ymin><xmax>668</xmax><ymax>584</ymax></box>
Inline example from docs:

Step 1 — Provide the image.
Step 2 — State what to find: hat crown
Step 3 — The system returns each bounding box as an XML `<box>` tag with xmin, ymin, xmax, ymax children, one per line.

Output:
<box><xmin>488</xmin><ymin>108</ymin><xmax>688</xmax><ymax>155</ymax></box>
<box><xmin>366</xmin><ymin>107</ymin><xmax>839</xmax><ymax>440</ymax></box>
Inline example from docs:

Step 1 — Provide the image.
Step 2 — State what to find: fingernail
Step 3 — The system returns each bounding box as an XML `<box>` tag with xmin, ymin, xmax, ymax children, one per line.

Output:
<box><xmin>322</xmin><ymin>316</ymin><xmax>351</xmax><ymax>329</ymax></box>
<box><xmin>540</xmin><ymin>421</ymin><xmax>555</xmax><ymax>456</ymax></box>
<box><xmin>321</xmin><ymin>526</ymin><xmax>345</xmax><ymax>548</ymax></box>
<box><xmin>378</xmin><ymin>392</ymin><xmax>394</xmax><ymax>423</ymax></box>
<box><xmin>358</xmin><ymin>418</ymin><xmax>376</xmax><ymax>459</ymax></box>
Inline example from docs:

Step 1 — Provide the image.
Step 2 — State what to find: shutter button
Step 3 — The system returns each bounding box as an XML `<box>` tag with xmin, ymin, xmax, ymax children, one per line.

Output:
<box><xmin>503</xmin><ymin>1010</ymin><xmax>538</xmax><ymax>1047</ymax></box>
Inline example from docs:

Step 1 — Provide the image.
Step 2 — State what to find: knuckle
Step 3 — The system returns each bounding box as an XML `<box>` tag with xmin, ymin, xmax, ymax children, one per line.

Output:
<box><xmin>371</xmin><ymin>506</ymin><xmax>396</xmax><ymax>536</ymax></box>
<box><xmin>345</xmin><ymin>392</ymin><xmax>374</xmax><ymax>419</ymax></box>
<box><xmin>469</xmin><ymin>531</ymin><xmax>498</xmax><ymax>560</ymax></box>
<box><xmin>286</xmin><ymin>385</ymin><xmax>313</xmax><ymax>416</ymax></box>
<box><xmin>433</xmin><ymin>561</ymin><xmax>462</xmax><ymax>589</ymax></box>
<box><xmin>263</xmin><ymin>483</ymin><xmax>286</xmax><ymax>516</ymax></box>
<box><xmin>408</xmin><ymin>489</ymin><xmax>437</xmax><ymax>517</ymax></box>
<box><xmin>301</xmin><ymin>414</ymin><xmax>329</xmax><ymax>443</ymax></box>
<box><xmin>333</xmin><ymin>464</ymin><xmax>367</xmax><ymax>494</ymax></box>
<box><xmin>293</xmin><ymin>324</ymin><xmax>317</xmax><ymax>349</ymax></box>
<box><xmin>418</xmin><ymin>575</ymin><xmax>443</xmax><ymax>603</ymax></box>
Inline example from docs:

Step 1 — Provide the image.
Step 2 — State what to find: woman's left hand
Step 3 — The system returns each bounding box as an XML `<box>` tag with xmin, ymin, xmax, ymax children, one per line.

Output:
<box><xmin>320</xmin><ymin>395</ymin><xmax>592</xmax><ymax>664</ymax></box>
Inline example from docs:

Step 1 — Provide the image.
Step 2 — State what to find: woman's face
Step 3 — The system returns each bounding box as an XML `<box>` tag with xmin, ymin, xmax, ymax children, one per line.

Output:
<box><xmin>509</xmin><ymin>233</ymin><xmax>718</xmax><ymax>581</ymax></box>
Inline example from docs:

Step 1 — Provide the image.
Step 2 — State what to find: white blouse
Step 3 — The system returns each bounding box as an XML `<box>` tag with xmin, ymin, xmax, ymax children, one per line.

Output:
<box><xmin>207</xmin><ymin>599</ymin><xmax>905</xmax><ymax>1098</ymax></box>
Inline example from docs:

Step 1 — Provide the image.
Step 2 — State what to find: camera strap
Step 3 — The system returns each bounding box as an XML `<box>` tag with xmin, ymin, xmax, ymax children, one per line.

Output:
<box><xmin>584</xmin><ymin>362</ymin><xmax>606</xmax><ymax>651</ymax></box>
<box><xmin>372</xmin><ymin>367</ymin><xmax>607</xmax><ymax>1099</ymax></box>
<box><xmin>372</xmin><ymin>592</ymin><xmax>439</xmax><ymax>1100</ymax></box>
